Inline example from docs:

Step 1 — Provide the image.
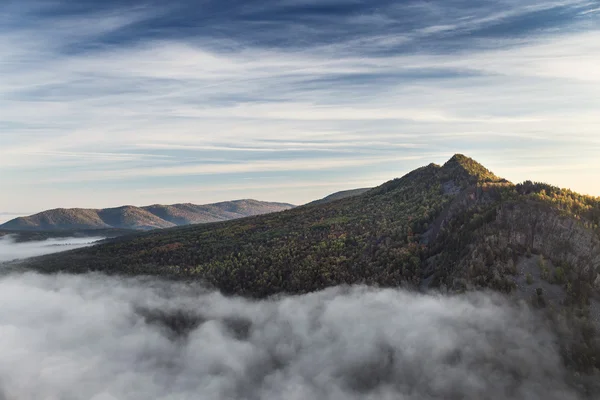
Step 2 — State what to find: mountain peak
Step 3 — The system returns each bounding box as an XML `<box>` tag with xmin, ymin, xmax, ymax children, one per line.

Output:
<box><xmin>441</xmin><ymin>154</ymin><xmax>502</xmax><ymax>183</ymax></box>
<box><xmin>446</xmin><ymin>153</ymin><xmax>470</xmax><ymax>163</ymax></box>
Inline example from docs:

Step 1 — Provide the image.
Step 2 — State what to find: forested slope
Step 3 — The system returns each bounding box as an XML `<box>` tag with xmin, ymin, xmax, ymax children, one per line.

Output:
<box><xmin>28</xmin><ymin>159</ymin><xmax>457</xmax><ymax>293</ymax></box>
<box><xmin>25</xmin><ymin>154</ymin><xmax>512</xmax><ymax>297</ymax></box>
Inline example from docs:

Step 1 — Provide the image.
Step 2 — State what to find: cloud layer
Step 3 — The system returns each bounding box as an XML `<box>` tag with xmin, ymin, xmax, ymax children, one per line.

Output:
<box><xmin>0</xmin><ymin>272</ymin><xmax>585</xmax><ymax>400</ymax></box>
<box><xmin>0</xmin><ymin>236</ymin><xmax>105</xmax><ymax>263</ymax></box>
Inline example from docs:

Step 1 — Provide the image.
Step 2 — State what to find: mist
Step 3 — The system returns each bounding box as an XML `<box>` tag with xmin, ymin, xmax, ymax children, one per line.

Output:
<box><xmin>0</xmin><ymin>237</ymin><xmax>588</xmax><ymax>399</ymax></box>
<box><xmin>0</xmin><ymin>235</ymin><xmax>105</xmax><ymax>263</ymax></box>
<box><xmin>0</xmin><ymin>270</ymin><xmax>586</xmax><ymax>400</ymax></box>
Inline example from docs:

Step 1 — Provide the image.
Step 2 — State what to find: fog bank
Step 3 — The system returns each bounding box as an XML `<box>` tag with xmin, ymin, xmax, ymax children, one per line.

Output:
<box><xmin>0</xmin><ymin>235</ymin><xmax>104</xmax><ymax>262</ymax></box>
<box><xmin>0</xmin><ymin>272</ymin><xmax>584</xmax><ymax>400</ymax></box>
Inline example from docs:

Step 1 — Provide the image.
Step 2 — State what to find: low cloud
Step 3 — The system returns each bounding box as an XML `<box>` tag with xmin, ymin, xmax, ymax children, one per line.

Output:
<box><xmin>0</xmin><ymin>272</ymin><xmax>586</xmax><ymax>400</ymax></box>
<box><xmin>0</xmin><ymin>235</ymin><xmax>105</xmax><ymax>263</ymax></box>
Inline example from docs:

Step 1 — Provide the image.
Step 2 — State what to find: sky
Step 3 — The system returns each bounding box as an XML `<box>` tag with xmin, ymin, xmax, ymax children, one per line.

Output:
<box><xmin>1</xmin><ymin>0</ymin><xmax>599</xmax><ymax>219</ymax></box>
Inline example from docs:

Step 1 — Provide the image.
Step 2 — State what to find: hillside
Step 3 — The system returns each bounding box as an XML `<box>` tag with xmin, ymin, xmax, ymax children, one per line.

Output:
<box><xmin>25</xmin><ymin>154</ymin><xmax>600</xmax><ymax>376</ymax></box>
<box><xmin>28</xmin><ymin>155</ymin><xmax>598</xmax><ymax>297</ymax></box>
<box><xmin>28</xmin><ymin>160</ymin><xmax>453</xmax><ymax>287</ymax></box>
<box><xmin>0</xmin><ymin>200</ymin><xmax>295</xmax><ymax>231</ymax></box>
<box><xmin>306</xmin><ymin>188</ymin><xmax>372</xmax><ymax>206</ymax></box>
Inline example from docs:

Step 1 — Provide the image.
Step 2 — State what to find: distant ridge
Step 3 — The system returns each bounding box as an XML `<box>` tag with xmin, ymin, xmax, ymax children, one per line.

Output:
<box><xmin>306</xmin><ymin>188</ymin><xmax>372</xmax><ymax>206</ymax></box>
<box><xmin>0</xmin><ymin>200</ymin><xmax>295</xmax><ymax>231</ymax></box>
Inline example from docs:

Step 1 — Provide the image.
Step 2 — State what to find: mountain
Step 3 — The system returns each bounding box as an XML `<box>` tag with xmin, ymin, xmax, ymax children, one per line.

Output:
<box><xmin>306</xmin><ymin>188</ymin><xmax>372</xmax><ymax>206</ymax></box>
<box><xmin>24</xmin><ymin>154</ymin><xmax>600</xmax><ymax>375</ymax></box>
<box><xmin>0</xmin><ymin>200</ymin><xmax>295</xmax><ymax>231</ymax></box>
<box><xmin>27</xmin><ymin>154</ymin><xmax>598</xmax><ymax>297</ymax></box>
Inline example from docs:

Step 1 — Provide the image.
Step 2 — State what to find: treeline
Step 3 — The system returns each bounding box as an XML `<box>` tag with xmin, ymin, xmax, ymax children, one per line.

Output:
<box><xmin>516</xmin><ymin>181</ymin><xmax>600</xmax><ymax>229</ymax></box>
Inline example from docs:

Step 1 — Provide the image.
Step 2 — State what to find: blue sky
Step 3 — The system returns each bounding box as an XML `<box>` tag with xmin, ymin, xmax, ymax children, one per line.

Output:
<box><xmin>1</xmin><ymin>0</ymin><xmax>599</xmax><ymax>218</ymax></box>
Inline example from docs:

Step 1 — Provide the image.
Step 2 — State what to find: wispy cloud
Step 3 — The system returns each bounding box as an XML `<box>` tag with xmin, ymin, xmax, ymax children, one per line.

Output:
<box><xmin>1</xmin><ymin>0</ymin><xmax>599</xmax><ymax>211</ymax></box>
<box><xmin>41</xmin><ymin>154</ymin><xmax>439</xmax><ymax>183</ymax></box>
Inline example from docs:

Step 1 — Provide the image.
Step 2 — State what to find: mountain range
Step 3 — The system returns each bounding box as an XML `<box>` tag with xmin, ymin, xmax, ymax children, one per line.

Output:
<box><xmin>0</xmin><ymin>200</ymin><xmax>295</xmax><ymax>231</ymax></box>
<box><xmin>22</xmin><ymin>154</ymin><xmax>600</xmax><ymax>376</ymax></box>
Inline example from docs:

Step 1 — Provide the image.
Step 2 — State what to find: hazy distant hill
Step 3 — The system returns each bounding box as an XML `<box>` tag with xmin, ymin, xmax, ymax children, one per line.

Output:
<box><xmin>142</xmin><ymin>200</ymin><xmax>294</xmax><ymax>226</ymax></box>
<box><xmin>306</xmin><ymin>188</ymin><xmax>372</xmax><ymax>206</ymax></box>
<box><xmin>0</xmin><ymin>200</ymin><xmax>294</xmax><ymax>231</ymax></box>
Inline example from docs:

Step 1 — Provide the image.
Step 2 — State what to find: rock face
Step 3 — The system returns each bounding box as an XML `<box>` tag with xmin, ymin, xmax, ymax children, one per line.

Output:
<box><xmin>497</xmin><ymin>202</ymin><xmax>600</xmax><ymax>278</ymax></box>
<box><xmin>427</xmin><ymin>197</ymin><xmax>600</xmax><ymax>307</ymax></box>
